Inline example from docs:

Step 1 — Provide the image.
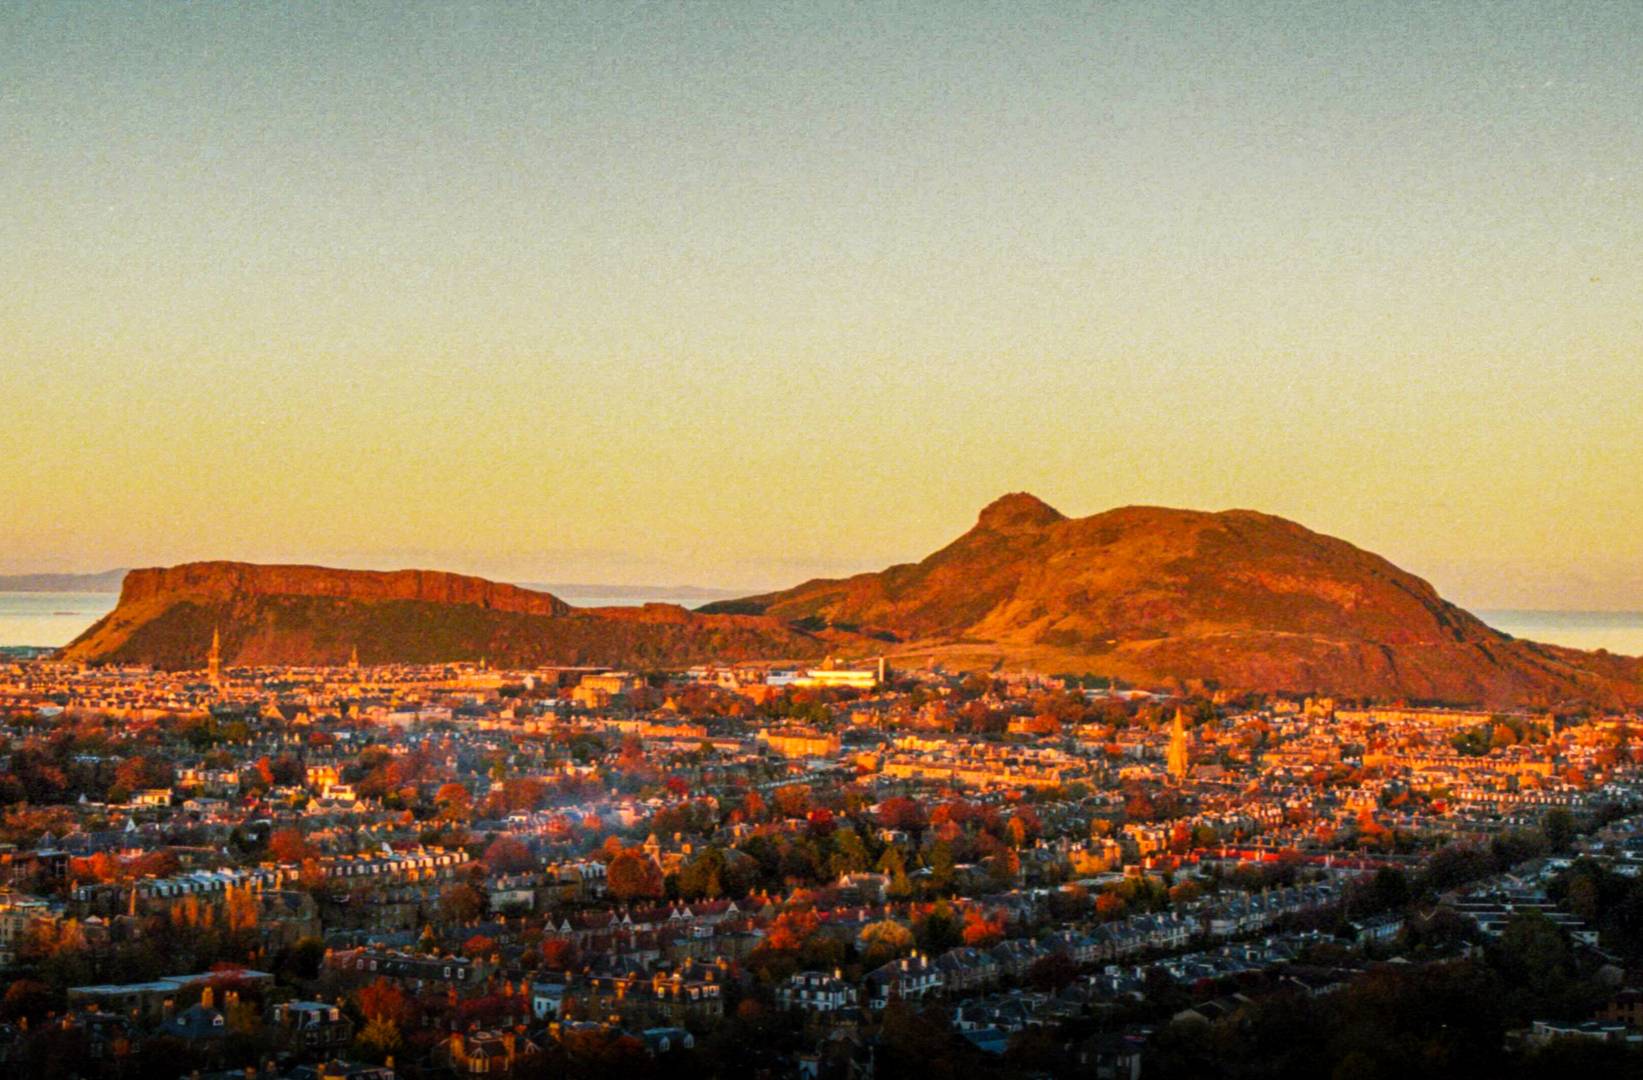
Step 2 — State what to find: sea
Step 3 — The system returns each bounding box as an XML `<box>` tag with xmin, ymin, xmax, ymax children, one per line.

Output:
<box><xmin>3</xmin><ymin>591</ymin><xmax>1642</xmax><ymax>657</ymax></box>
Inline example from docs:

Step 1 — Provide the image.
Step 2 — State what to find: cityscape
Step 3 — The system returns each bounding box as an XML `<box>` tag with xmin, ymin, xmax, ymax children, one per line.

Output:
<box><xmin>2</xmin><ymin>642</ymin><xmax>1643</xmax><ymax>1079</ymax></box>
<box><xmin>6</xmin><ymin>3</ymin><xmax>1643</xmax><ymax>1079</ymax></box>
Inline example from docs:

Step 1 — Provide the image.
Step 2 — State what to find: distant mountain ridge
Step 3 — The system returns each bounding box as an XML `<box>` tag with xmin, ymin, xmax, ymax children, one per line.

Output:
<box><xmin>521</xmin><ymin>582</ymin><xmax>743</xmax><ymax>602</ymax></box>
<box><xmin>55</xmin><ymin>497</ymin><xmax>1643</xmax><ymax>707</ymax></box>
<box><xmin>0</xmin><ymin>569</ymin><xmax>128</xmax><ymax>592</ymax></box>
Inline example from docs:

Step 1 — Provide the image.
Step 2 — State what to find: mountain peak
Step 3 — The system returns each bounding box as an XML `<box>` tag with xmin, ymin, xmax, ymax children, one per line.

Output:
<box><xmin>975</xmin><ymin>492</ymin><xmax>1065</xmax><ymax>532</ymax></box>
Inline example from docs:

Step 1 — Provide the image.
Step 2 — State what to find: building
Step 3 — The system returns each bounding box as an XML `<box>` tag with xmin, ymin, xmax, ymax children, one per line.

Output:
<box><xmin>793</xmin><ymin>657</ymin><xmax>886</xmax><ymax>690</ymax></box>
<box><xmin>778</xmin><ymin>970</ymin><xmax>858</xmax><ymax>1013</ymax></box>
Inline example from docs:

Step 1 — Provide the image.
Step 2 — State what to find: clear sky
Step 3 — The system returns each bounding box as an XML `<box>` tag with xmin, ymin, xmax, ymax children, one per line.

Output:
<box><xmin>3</xmin><ymin>2</ymin><xmax>1640</xmax><ymax>608</ymax></box>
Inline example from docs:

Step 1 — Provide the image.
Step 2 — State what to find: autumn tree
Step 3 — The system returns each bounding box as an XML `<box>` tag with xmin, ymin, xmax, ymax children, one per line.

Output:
<box><xmin>356</xmin><ymin>977</ymin><xmax>411</xmax><ymax>1026</ymax></box>
<box><xmin>434</xmin><ymin>782</ymin><xmax>473</xmax><ymax>822</ymax></box>
<box><xmin>268</xmin><ymin>827</ymin><xmax>314</xmax><ymax>864</ymax></box>
<box><xmin>766</xmin><ymin>908</ymin><xmax>821</xmax><ymax>952</ymax></box>
<box><xmin>877</xmin><ymin>796</ymin><xmax>926</xmax><ymax>832</ymax></box>
<box><xmin>483</xmin><ymin>835</ymin><xmax>534</xmax><ymax>874</ymax></box>
<box><xmin>540</xmin><ymin>938</ymin><xmax>580</xmax><ymax>971</ymax></box>
<box><xmin>859</xmin><ymin>919</ymin><xmax>914</xmax><ymax>966</ymax></box>
<box><xmin>437</xmin><ymin>882</ymin><xmax>484</xmax><ymax>924</ymax></box>
<box><xmin>962</xmin><ymin>907</ymin><xmax>1005</xmax><ymax>947</ymax></box>
<box><xmin>878</xmin><ymin>846</ymin><xmax>912</xmax><ymax>900</ymax></box>
<box><xmin>772</xmin><ymin>784</ymin><xmax>813</xmax><ymax>819</ymax></box>
<box><xmin>606</xmin><ymin>849</ymin><xmax>663</xmax><ymax>902</ymax></box>
<box><xmin>677</xmin><ymin>847</ymin><xmax>726</xmax><ymax>899</ymax></box>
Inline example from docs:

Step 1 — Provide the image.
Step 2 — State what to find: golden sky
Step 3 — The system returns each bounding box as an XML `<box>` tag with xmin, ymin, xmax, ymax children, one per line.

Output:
<box><xmin>3</xmin><ymin>4</ymin><xmax>1640</xmax><ymax>608</ymax></box>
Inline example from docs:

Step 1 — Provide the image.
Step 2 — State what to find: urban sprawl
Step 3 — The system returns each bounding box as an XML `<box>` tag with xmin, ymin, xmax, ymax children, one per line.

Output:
<box><xmin>3</xmin><ymin>650</ymin><xmax>1643</xmax><ymax>1078</ymax></box>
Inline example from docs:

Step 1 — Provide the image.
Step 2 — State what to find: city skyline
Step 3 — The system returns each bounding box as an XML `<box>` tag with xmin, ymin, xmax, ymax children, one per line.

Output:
<box><xmin>6</xmin><ymin>3</ymin><xmax>1642</xmax><ymax>608</ymax></box>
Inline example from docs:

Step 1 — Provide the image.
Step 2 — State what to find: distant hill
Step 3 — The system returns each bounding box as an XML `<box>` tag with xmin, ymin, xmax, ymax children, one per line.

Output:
<box><xmin>56</xmin><ymin>498</ymin><xmax>1643</xmax><ymax>707</ymax></box>
<box><xmin>519</xmin><ymin>582</ymin><xmax>744</xmax><ymax>603</ymax></box>
<box><xmin>58</xmin><ymin>562</ymin><xmax>847</xmax><ymax>670</ymax></box>
<box><xmin>0</xmin><ymin>569</ymin><xmax>127</xmax><ymax>592</ymax></box>
<box><xmin>702</xmin><ymin>493</ymin><xmax>1643</xmax><ymax>708</ymax></box>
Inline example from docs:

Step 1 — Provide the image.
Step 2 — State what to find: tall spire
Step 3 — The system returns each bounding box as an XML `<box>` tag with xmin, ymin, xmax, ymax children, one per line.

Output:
<box><xmin>1167</xmin><ymin>709</ymin><xmax>1190</xmax><ymax>783</ymax></box>
<box><xmin>207</xmin><ymin>627</ymin><xmax>222</xmax><ymax>689</ymax></box>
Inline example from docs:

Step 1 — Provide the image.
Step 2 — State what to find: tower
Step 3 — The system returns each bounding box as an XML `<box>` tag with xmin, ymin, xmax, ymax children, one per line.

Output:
<box><xmin>1166</xmin><ymin>709</ymin><xmax>1190</xmax><ymax>782</ymax></box>
<box><xmin>349</xmin><ymin>645</ymin><xmax>359</xmax><ymax>670</ymax></box>
<box><xmin>207</xmin><ymin>627</ymin><xmax>222</xmax><ymax>689</ymax></box>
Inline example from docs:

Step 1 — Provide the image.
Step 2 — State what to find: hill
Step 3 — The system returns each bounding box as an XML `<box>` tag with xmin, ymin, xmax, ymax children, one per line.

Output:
<box><xmin>58</xmin><ymin>562</ymin><xmax>843</xmax><ymax>670</ymax></box>
<box><xmin>703</xmin><ymin>493</ymin><xmax>1643</xmax><ymax>708</ymax></box>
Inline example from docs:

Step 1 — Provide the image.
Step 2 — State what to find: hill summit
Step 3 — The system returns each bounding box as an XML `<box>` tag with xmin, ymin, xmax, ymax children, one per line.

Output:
<box><xmin>703</xmin><ymin>494</ymin><xmax>1643</xmax><ymax>708</ymax></box>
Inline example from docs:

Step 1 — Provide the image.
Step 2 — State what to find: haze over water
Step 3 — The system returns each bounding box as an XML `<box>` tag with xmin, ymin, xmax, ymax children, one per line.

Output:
<box><xmin>6</xmin><ymin>591</ymin><xmax>1643</xmax><ymax>658</ymax></box>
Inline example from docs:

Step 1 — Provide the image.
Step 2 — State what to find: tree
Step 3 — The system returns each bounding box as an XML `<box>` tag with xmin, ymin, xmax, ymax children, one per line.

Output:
<box><xmin>268</xmin><ymin>828</ymin><xmax>313</xmax><ymax>864</ymax></box>
<box><xmin>607</xmin><ymin>849</ymin><xmax>663</xmax><ymax>902</ymax></box>
<box><xmin>356</xmin><ymin>978</ymin><xmax>411</xmax><ymax>1026</ymax></box>
<box><xmin>914</xmin><ymin>901</ymin><xmax>962</xmax><ymax>954</ymax></box>
<box><xmin>773</xmin><ymin>784</ymin><xmax>813</xmax><ymax>819</ymax></box>
<box><xmin>483</xmin><ymin>835</ymin><xmax>534</xmax><ymax>874</ymax></box>
<box><xmin>830</xmin><ymin>827</ymin><xmax>870</xmax><ymax>878</ymax></box>
<box><xmin>677</xmin><ymin>847</ymin><xmax>726</xmax><ymax>899</ymax></box>
<box><xmin>434</xmin><ymin>782</ymin><xmax>473</xmax><ymax>822</ymax></box>
<box><xmin>878</xmin><ymin>796</ymin><xmax>926</xmax><ymax>831</ymax></box>
<box><xmin>987</xmin><ymin>847</ymin><xmax>1020</xmax><ymax>888</ymax></box>
<box><xmin>437</xmin><ymin>882</ymin><xmax>484</xmax><ymax>924</ymax></box>
<box><xmin>1543</xmin><ymin>807</ymin><xmax>1575</xmax><ymax>853</ymax></box>
<box><xmin>859</xmin><ymin>919</ymin><xmax>914</xmax><ymax>966</ymax></box>
<box><xmin>878</xmin><ymin>846</ymin><xmax>912</xmax><ymax>899</ymax></box>
<box><xmin>540</xmin><ymin>938</ymin><xmax>580</xmax><ymax>971</ymax></box>
<box><xmin>927</xmin><ymin>841</ymin><xmax>955</xmax><ymax>893</ymax></box>
<box><xmin>962</xmin><ymin>908</ymin><xmax>1004</xmax><ymax>947</ymax></box>
<box><xmin>356</xmin><ymin>1018</ymin><xmax>402</xmax><ymax>1062</ymax></box>
<box><xmin>766</xmin><ymin>908</ymin><xmax>821</xmax><ymax>952</ymax></box>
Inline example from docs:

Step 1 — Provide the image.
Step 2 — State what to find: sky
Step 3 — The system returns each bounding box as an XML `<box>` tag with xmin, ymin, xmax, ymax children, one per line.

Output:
<box><xmin>3</xmin><ymin>2</ymin><xmax>1640</xmax><ymax>608</ymax></box>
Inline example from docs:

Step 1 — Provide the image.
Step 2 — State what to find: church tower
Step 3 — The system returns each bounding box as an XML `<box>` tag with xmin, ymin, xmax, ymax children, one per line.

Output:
<box><xmin>207</xmin><ymin>627</ymin><xmax>222</xmax><ymax>690</ymax></box>
<box><xmin>1167</xmin><ymin>710</ymin><xmax>1190</xmax><ymax>782</ymax></box>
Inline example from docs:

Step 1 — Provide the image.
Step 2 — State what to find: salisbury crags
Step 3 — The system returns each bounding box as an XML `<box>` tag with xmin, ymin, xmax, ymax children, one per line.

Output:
<box><xmin>59</xmin><ymin>562</ymin><xmax>843</xmax><ymax>670</ymax></box>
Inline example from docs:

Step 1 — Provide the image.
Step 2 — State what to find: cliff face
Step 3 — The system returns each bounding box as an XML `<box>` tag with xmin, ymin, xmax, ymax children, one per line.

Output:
<box><xmin>705</xmin><ymin>494</ymin><xmax>1643</xmax><ymax>708</ymax></box>
<box><xmin>114</xmin><ymin>563</ymin><xmax>574</xmax><ymax>617</ymax></box>
<box><xmin>60</xmin><ymin>562</ymin><xmax>840</xmax><ymax>670</ymax></box>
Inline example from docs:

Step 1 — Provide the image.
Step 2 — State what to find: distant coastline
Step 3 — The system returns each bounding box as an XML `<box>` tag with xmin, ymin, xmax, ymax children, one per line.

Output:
<box><xmin>2</xmin><ymin>582</ymin><xmax>1640</xmax><ymax>659</ymax></box>
<box><xmin>1481</xmin><ymin>610</ymin><xmax>1643</xmax><ymax>658</ymax></box>
<box><xmin>0</xmin><ymin>569</ymin><xmax>128</xmax><ymax>592</ymax></box>
<box><xmin>520</xmin><ymin>582</ymin><xmax>744</xmax><ymax>603</ymax></box>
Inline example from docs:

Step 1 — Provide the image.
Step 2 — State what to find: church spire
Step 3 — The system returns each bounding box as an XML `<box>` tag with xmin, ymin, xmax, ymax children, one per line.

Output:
<box><xmin>1167</xmin><ymin>709</ymin><xmax>1190</xmax><ymax>783</ymax></box>
<box><xmin>208</xmin><ymin>627</ymin><xmax>222</xmax><ymax>690</ymax></box>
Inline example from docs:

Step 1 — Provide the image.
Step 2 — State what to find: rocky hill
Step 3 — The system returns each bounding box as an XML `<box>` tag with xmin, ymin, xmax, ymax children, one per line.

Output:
<box><xmin>58</xmin><ymin>500</ymin><xmax>1643</xmax><ymax>707</ymax></box>
<box><xmin>59</xmin><ymin>562</ymin><xmax>842</xmax><ymax>670</ymax></box>
<box><xmin>703</xmin><ymin>493</ymin><xmax>1643</xmax><ymax>708</ymax></box>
